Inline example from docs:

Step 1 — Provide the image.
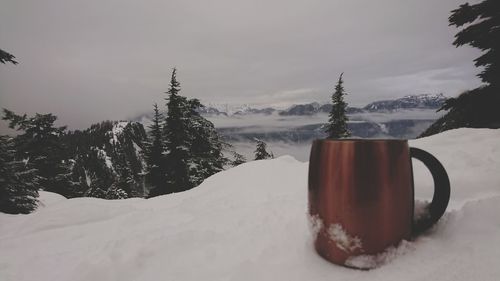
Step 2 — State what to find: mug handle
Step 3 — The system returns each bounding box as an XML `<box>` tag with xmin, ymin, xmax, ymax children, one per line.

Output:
<box><xmin>410</xmin><ymin>147</ymin><xmax>451</xmax><ymax>235</ymax></box>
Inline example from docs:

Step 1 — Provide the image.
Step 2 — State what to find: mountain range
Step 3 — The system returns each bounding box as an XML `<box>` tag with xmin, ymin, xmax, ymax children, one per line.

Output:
<box><xmin>132</xmin><ymin>94</ymin><xmax>448</xmax><ymax>147</ymax></box>
<box><xmin>194</xmin><ymin>93</ymin><xmax>447</xmax><ymax>117</ymax></box>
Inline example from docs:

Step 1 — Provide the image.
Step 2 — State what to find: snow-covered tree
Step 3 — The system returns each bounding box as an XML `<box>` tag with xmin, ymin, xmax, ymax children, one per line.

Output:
<box><xmin>188</xmin><ymin>102</ymin><xmax>227</xmax><ymax>186</ymax></box>
<box><xmin>231</xmin><ymin>151</ymin><xmax>247</xmax><ymax>166</ymax></box>
<box><xmin>325</xmin><ymin>73</ymin><xmax>351</xmax><ymax>139</ymax></box>
<box><xmin>0</xmin><ymin>135</ymin><xmax>39</xmax><ymax>214</ymax></box>
<box><xmin>153</xmin><ymin>68</ymin><xmax>229</xmax><ymax>196</ymax></box>
<box><xmin>161</xmin><ymin>68</ymin><xmax>193</xmax><ymax>194</ymax></box>
<box><xmin>2</xmin><ymin>109</ymin><xmax>80</xmax><ymax>198</ymax></box>
<box><xmin>254</xmin><ymin>139</ymin><xmax>273</xmax><ymax>160</ymax></box>
<box><xmin>105</xmin><ymin>183</ymin><xmax>128</xmax><ymax>199</ymax></box>
<box><xmin>145</xmin><ymin>103</ymin><xmax>167</xmax><ymax>195</ymax></box>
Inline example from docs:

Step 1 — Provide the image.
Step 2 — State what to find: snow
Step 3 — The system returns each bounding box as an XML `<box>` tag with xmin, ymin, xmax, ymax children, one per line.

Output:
<box><xmin>1</xmin><ymin>128</ymin><xmax>500</xmax><ymax>280</ymax></box>
<box><xmin>37</xmin><ymin>191</ymin><xmax>67</xmax><ymax>208</ymax></box>
<box><xmin>97</xmin><ymin>148</ymin><xmax>113</xmax><ymax>170</ymax></box>
<box><xmin>327</xmin><ymin>223</ymin><xmax>363</xmax><ymax>253</ymax></box>
<box><xmin>84</xmin><ymin>169</ymin><xmax>92</xmax><ymax>187</ymax></box>
<box><xmin>109</xmin><ymin>121</ymin><xmax>128</xmax><ymax>145</ymax></box>
<box><xmin>345</xmin><ymin>240</ymin><xmax>415</xmax><ymax>269</ymax></box>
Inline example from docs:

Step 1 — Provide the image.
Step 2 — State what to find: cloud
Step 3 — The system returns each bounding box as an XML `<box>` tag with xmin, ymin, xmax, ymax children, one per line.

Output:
<box><xmin>0</xmin><ymin>0</ymin><xmax>483</xmax><ymax>132</ymax></box>
<box><xmin>367</xmin><ymin>67</ymin><xmax>482</xmax><ymax>99</ymax></box>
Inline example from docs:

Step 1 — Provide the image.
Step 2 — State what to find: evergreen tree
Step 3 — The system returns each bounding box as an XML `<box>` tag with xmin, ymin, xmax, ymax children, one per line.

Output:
<box><xmin>0</xmin><ymin>48</ymin><xmax>18</xmax><ymax>65</ymax></box>
<box><xmin>188</xmin><ymin>101</ymin><xmax>227</xmax><ymax>185</ymax></box>
<box><xmin>63</xmin><ymin>120</ymin><xmax>148</xmax><ymax>199</ymax></box>
<box><xmin>449</xmin><ymin>0</ymin><xmax>499</xmax><ymax>86</ymax></box>
<box><xmin>0</xmin><ymin>135</ymin><xmax>39</xmax><ymax>214</ymax></box>
<box><xmin>145</xmin><ymin>103</ymin><xmax>167</xmax><ymax>196</ymax></box>
<box><xmin>157</xmin><ymin>68</ymin><xmax>229</xmax><ymax>196</ymax></box>
<box><xmin>254</xmin><ymin>139</ymin><xmax>273</xmax><ymax>160</ymax></box>
<box><xmin>162</xmin><ymin>68</ymin><xmax>193</xmax><ymax>194</ymax></box>
<box><xmin>325</xmin><ymin>73</ymin><xmax>351</xmax><ymax>139</ymax></box>
<box><xmin>421</xmin><ymin>0</ymin><xmax>500</xmax><ymax>136</ymax></box>
<box><xmin>231</xmin><ymin>151</ymin><xmax>247</xmax><ymax>166</ymax></box>
<box><xmin>105</xmin><ymin>182</ymin><xmax>128</xmax><ymax>199</ymax></box>
<box><xmin>2</xmin><ymin>109</ymin><xmax>80</xmax><ymax>198</ymax></box>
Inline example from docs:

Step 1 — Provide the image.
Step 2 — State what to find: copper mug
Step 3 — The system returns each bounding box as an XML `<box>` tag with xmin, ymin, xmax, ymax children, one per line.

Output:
<box><xmin>308</xmin><ymin>139</ymin><xmax>450</xmax><ymax>269</ymax></box>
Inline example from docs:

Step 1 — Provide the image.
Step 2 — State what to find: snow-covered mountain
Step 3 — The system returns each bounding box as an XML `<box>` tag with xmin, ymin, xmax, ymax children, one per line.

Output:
<box><xmin>363</xmin><ymin>93</ymin><xmax>447</xmax><ymax>112</ymax></box>
<box><xmin>199</xmin><ymin>103</ymin><xmax>277</xmax><ymax>116</ymax></box>
<box><xmin>1</xmin><ymin>128</ymin><xmax>499</xmax><ymax>280</ymax></box>
<box><xmin>64</xmin><ymin>120</ymin><xmax>147</xmax><ymax>198</ymax></box>
<box><xmin>132</xmin><ymin>94</ymin><xmax>448</xmax><ymax>150</ymax></box>
<box><xmin>203</xmin><ymin>94</ymin><xmax>447</xmax><ymax>116</ymax></box>
<box><xmin>134</xmin><ymin>94</ymin><xmax>448</xmax><ymax>120</ymax></box>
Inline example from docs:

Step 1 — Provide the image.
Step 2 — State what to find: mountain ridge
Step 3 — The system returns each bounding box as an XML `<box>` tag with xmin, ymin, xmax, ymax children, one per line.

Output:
<box><xmin>132</xmin><ymin>94</ymin><xmax>447</xmax><ymax>121</ymax></box>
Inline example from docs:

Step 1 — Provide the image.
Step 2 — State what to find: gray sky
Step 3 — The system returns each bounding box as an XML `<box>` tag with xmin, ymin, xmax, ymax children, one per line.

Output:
<box><xmin>0</xmin><ymin>0</ymin><xmax>483</xmax><ymax>132</ymax></box>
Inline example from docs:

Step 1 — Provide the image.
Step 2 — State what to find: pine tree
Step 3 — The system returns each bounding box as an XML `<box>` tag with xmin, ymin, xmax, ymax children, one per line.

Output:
<box><xmin>325</xmin><ymin>73</ymin><xmax>351</xmax><ymax>139</ymax></box>
<box><xmin>421</xmin><ymin>0</ymin><xmax>500</xmax><ymax>136</ymax></box>
<box><xmin>156</xmin><ymin>68</ymin><xmax>229</xmax><ymax>196</ymax></box>
<box><xmin>449</xmin><ymin>0</ymin><xmax>499</xmax><ymax>87</ymax></box>
<box><xmin>0</xmin><ymin>48</ymin><xmax>18</xmax><ymax>65</ymax></box>
<box><xmin>162</xmin><ymin>68</ymin><xmax>193</xmax><ymax>194</ymax></box>
<box><xmin>0</xmin><ymin>135</ymin><xmax>39</xmax><ymax>214</ymax></box>
<box><xmin>231</xmin><ymin>151</ymin><xmax>247</xmax><ymax>166</ymax></box>
<box><xmin>105</xmin><ymin>182</ymin><xmax>128</xmax><ymax>199</ymax></box>
<box><xmin>188</xmin><ymin>100</ymin><xmax>227</xmax><ymax>185</ymax></box>
<box><xmin>2</xmin><ymin>109</ymin><xmax>80</xmax><ymax>198</ymax></box>
<box><xmin>254</xmin><ymin>139</ymin><xmax>273</xmax><ymax>160</ymax></box>
<box><xmin>145</xmin><ymin>103</ymin><xmax>167</xmax><ymax>196</ymax></box>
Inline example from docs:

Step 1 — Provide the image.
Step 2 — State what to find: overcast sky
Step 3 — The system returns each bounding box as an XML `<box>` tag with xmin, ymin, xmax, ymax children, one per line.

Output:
<box><xmin>0</xmin><ymin>0</ymin><xmax>483</xmax><ymax>132</ymax></box>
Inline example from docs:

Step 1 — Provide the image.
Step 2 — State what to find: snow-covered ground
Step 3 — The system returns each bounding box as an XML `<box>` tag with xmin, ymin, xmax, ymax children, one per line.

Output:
<box><xmin>1</xmin><ymin>128</ymin><xmax>499</xmax><ymax>281</ymax></box>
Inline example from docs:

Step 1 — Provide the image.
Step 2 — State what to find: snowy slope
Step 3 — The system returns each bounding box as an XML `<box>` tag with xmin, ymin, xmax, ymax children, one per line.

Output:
<box><xmin>1</xmin><ymin>129</ymin><xmax>500</xmax><ymax>281</ymax></box>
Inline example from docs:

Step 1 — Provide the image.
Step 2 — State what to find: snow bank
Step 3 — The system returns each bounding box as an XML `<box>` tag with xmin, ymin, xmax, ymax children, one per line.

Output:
<box><xmin>1</xmin><ymin>128</ymin><xmax>499</xmax><ymax>281</ymax></box>
<box><xmin>37</xmin><ymin>191</ymin><xmax>67</xmax><ymax>208</ymax></box>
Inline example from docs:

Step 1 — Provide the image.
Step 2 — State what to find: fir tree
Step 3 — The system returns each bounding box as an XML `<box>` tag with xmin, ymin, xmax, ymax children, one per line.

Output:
<box><xmin>105</xmin><ymin>183</ymin><xmax>128</xmax><ymax>199</ymax></box>
<box><xmin>254</xmin><ymin>139</ymin><xmax>273</xmax><ymax>160</ymax></box>
<box><xmin>157</xmin><ymin>68</ymin><xmax>229</xmax><ymax>196</ymax></box>
<box><xmin>325</xmin><ymin>73</ymin><xmax>351</xmax><ymax>139</ymax></box>
<box><xmin>2</xmin><ymin>109</ymin><xmax>80</xmax><ymax>198</ymax></box>
<box><xmin>0</xmin><ymin>135</ymin><xmax>39</xmax><ymax>214</ymax></box>
<box><xmin>188</xmin><ymin>100</ymin><xmax>227</xmax><ymax>185</ymax></box>
<box><xmin>162</xmin><ymin>68</ymin><xmax>193</xmax><ymax>194</ymax></box>
<box><xmin>421</xmin><ymin>0</ymin><xmax>500</xmax><ymax>136</ymax></box>
<box><xmin>449</xmin><ymin>0</ymin><xmax>499</xmax><ymax>86</ymax></box>
<box><xmin>0</xmin><ymin>48</ymin><xmax>18</xmax><ymax>65</ymax></box>
<box><xmin>145</xmin><ymin>103</ymin><xmax>167</xmax><ymax>196</ymax></box>
<box><xmin>231</xmin><ymin>151</ymin><xmax>247</xmax><ymax>166</ymax></box>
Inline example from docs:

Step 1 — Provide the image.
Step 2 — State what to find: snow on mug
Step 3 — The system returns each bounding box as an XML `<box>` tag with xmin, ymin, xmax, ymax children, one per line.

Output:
<box><xmin>308</xmin><ymin>139</ymin><xmax>450</xmax><ymax>269</ymax></box>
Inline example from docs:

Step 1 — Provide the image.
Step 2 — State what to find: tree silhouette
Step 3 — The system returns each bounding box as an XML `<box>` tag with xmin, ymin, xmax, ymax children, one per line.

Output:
<box><xmin>0</xmin><ymin>135</ymin><xmax>38</xmax><ymax>214</ymax></box>
<box><xmin>449</xmin><ymin>0</ymin><xmax>499</xmax><ymax>86</ymax></box>
<box><xmin>420</xmin><ymin>0</ymin><xmax>500</xmax><ymax>136</ymax></box>
<box><xmin>145</xmin><ymin>103</ymin><xmax>167</xmax><ymax>196</ymax></box>
<box><xmin>325</xmin><ymin>73</ymin><xmax>351</xmax><ymax>139</ymax></box>
<box><xmin>162</xmin><ymin>68</ymin><xmax>192</xmax><ymax>194</ymax></box>
<box><xmin>0</xmin><ymin>48</ymin><xmax>18</xmax><ymax>65</ymax></box>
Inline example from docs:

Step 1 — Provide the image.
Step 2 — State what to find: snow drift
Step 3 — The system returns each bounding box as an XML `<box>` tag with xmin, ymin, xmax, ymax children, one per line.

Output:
<box><xmin>1</xmin><ymin>128</ymin><xmax>499</xmax><ymax>281</ymax></box>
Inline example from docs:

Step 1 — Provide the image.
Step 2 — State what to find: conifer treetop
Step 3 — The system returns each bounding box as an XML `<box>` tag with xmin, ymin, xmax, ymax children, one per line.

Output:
<box><xmin>325</xmin><ymin>73</ymin><xmax>351</xmax><ymax>139</ymax></box>
<box><xmin>166</xmin><ymin>67</ymin><xmax>181</xmax><ymax>96</ymax></box>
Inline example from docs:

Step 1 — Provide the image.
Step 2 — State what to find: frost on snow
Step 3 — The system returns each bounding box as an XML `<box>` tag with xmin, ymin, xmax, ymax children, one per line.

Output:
<box><xmin>327</xmin><ymin>223</ymin><xmax>363</xmax><ymax>253</ymax></box>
